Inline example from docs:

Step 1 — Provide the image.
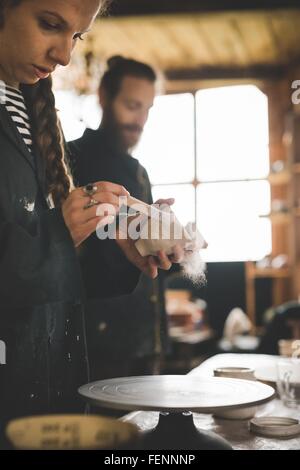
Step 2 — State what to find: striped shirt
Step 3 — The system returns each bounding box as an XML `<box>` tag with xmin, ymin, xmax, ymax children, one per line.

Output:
<box><xmin>0</xmin><ymin>81</ymin><xmax>33</xmax><ymax>152</ymax></box>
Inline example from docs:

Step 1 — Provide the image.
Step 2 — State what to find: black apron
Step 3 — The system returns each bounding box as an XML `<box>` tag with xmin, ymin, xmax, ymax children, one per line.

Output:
<box><xmin>0</xmin><ymin>104</ymin><xmax>89</xmax><ymax>445</ymax></box>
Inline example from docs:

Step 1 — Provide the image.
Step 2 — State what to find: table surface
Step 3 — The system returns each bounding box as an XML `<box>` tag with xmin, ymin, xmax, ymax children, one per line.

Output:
<box><xmin>122</xmin><ymin>354</ymin><xmax>300</xmax><ymax>450</ymax></box>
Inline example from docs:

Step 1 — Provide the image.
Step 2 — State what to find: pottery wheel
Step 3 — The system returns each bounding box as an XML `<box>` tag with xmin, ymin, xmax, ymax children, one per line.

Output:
<box><xmin>78</xmin><ymin>375</ymin><xmax>275</xmax><ymax>412</ymax></box>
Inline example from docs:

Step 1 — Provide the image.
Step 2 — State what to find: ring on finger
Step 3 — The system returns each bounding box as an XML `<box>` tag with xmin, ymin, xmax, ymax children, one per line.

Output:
<box><xmin>84</xmin><ymin>197</ymin><xmax>99</xmax><ymax>209</ymax></box>
<box><xmin>83</xmin><ymin>183</ymin><xmax>98</xmax><ymax>197</ymax></box>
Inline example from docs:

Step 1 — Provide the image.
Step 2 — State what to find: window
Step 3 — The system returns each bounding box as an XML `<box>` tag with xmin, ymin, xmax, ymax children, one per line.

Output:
<box><xmin>195</xmin><ymin>85</ymin><xmax>271</xmax><ymax>261</ymax></box>
<box><xmin>196</xmin><ymin>86</ymin><xmax>269</xmax><ymax>181</ymax></box>
<box><xmin>197</xmin><ymin>181</ymin><xmax>271</xmax><ymax>262</ymax></box>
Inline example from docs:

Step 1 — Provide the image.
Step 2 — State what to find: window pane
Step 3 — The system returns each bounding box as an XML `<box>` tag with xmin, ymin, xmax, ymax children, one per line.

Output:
<box><xmin>197</xmin><ymin>181</ymin><xmax>271</xmax><ymax>262</ymax></box>
<box><xmin>55</xmin><ymin>91</ymin><xmax>101</xmax><ymax>142</ymax></box>
<box><xmin>196</xmin><ymin>85</ymin><xmax>270</xmax><ymax>181</ymax></box>
<box><xmin>152</xmin><ymin>184</ymin><xmax>195</xmax><ymax>226</ymax></box>
<box><xmin>134</xmin><ymin>94</ymin><xmax>195</xmax><ymax>185</ymax></box>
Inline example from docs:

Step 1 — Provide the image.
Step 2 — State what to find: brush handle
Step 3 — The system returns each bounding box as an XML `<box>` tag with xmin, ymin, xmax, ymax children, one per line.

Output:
<box><xmin>125</xmin><ymin>195</ymin><xmax>161</xmax><ymax>220</ymax></box>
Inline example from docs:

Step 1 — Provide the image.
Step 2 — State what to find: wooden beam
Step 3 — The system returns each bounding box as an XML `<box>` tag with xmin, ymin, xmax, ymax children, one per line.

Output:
<box><xmin>108</xmin><ymin>1</ymin><xmax>300</xmax><ymax>17</ymax></box>
<box><xmin>164</xmin><ymin>78</ymin><xmax>265</xmax><ymax>94</ymax></box>
<box><xmin>165</xmin><ymin>64</ymin><xmax>289</xmax><ymax>81</ymax></box>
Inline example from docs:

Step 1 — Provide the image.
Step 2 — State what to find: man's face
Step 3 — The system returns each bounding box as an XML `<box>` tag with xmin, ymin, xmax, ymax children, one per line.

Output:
<box><xmin>102</xmin><ymin>75</ymin><xmax>155</xmax><ymax>152</ymax></box>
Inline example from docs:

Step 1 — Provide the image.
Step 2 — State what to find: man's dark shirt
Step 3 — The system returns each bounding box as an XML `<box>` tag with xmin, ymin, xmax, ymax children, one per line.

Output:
<box><xmin>69</xmin><ymin>127</ymin><xmax>147</xmax><ymax>300</ymax></box>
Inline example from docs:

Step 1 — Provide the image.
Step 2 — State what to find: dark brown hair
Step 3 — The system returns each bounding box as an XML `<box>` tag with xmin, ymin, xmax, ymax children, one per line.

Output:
<box><xmin>0</xmin><ymin>0</ymin><xmax>107</xmax><ymax>207</ymax></box>
<box><xmin>100</xmin><ymin>55</ymin><xmax>157</xmax><ymax>101</ymax></box>
<box><xmin>21</xmin><ymin>78</ymin><xmax>73</xmax><ymax>207</ymax></box>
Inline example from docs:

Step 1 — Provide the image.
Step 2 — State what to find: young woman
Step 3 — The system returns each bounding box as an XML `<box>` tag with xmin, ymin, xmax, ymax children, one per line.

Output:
<box><xmin>0</xmin><ymin>0</ymin><xmax>179</xmax><ymax>440</ymax></box>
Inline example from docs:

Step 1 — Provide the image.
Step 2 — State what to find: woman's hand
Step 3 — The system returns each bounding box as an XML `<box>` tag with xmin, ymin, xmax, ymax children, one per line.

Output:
<box><xmin>62</xmin><ymin>181</ymin><xmax>128</xmax><ymax>247</ymax></box>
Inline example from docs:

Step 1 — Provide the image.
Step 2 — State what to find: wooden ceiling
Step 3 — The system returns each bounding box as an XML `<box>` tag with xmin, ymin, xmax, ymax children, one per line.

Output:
<box><xmin>65</xmin><ymin>0</ymin><xmax>300</xmax><ymax>92</ymax></box>
<box><xmin>58</xmin><ymin>2</ymin><xmax>300</xmax><ymax>94</ymax></box>
<box><xmin>107</xmin><ymin>0</ymin><xmax>300</xmax><ymax>17</ymax></box>
<box><xmin>77</xmin><ymin>8</ymin><xmax>300</xmax><ymax>81</ymax></box>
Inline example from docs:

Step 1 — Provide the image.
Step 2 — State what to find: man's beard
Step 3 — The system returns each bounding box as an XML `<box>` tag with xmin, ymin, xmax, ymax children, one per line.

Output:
<box><xmin>102</xmin><ymin>110</ymin><xmax>143</xmax><ymax>153</ymax></box>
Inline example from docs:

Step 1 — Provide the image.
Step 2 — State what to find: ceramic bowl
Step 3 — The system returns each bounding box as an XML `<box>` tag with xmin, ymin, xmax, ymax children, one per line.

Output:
<box><xmin>213</xmin><ymin>367</ymin><xmax>257</xmax><ymax>420</ymax></box>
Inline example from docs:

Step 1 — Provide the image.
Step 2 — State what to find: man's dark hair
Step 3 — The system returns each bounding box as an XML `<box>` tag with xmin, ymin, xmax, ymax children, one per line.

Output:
<box><xmin>100</xmin><ymin>55</ymin><xmax>157</xmax><ymax>100</ymax></box>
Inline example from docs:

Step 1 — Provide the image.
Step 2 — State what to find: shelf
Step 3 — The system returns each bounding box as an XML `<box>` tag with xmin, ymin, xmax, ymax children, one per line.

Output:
<box><xmin>247</xmin><ymin>112</ymin><xmax>300</xmax><ymax>330</ymax></box>
<box><xmin>267</xmin><ymin>165</ymin><xmax>300</xmax><ymax>183</ymax></box>
<box><xmin>247</xmin><ymin>266</ymin><xmax>291</xmax><ymax>279</ymax></box>
<box><xmin>268</xmin><ymin>170</ymin><xmax>291</xmax><ymax>185</ymax></box>
<box><xmin>260</xmin><ymin>212</ymin><xmax>291</xmax><ymax>224</ymax></box>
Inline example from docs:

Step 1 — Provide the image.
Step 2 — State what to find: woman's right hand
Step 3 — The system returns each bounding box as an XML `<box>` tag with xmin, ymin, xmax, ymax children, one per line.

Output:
<box><xmin>62</xmin><ymin>181</ymin><xmax>129</xmax><ymax>247</ymax></box>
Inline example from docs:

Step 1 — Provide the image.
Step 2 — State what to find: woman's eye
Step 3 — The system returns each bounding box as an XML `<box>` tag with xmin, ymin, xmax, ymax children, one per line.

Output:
<box><xmin>39</xmin><ymin>19</ymin><xmax>60</xmax><ymax>31</ymax></box>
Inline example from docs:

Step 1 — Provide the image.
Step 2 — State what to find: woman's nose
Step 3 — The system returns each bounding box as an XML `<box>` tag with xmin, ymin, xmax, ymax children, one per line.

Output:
<box><xmin>49</xmin><ymin>39</ymin><xmax>73</xmax><ymax>67</ymax></box>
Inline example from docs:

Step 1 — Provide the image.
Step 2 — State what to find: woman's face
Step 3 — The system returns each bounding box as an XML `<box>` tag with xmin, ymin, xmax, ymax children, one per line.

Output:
<box><xmin>0</xmin><ymin>0</ymin><xmax>101</xmax><ymax>87</ymax></box>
